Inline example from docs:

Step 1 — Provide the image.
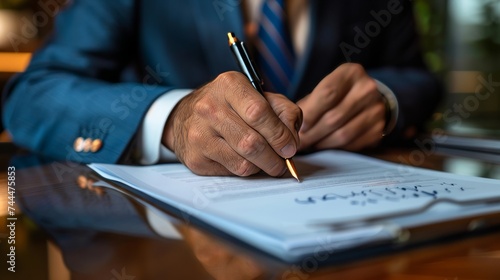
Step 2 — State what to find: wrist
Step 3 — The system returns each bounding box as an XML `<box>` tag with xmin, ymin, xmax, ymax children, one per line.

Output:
<box><xmin>136</xmin><ymin>89</ymin><xmax>193</xmax><ymax>164</ymax></box>
<box><xmin>162</xmin><ymin>100</ymin><xmax>182</xmax><ymax>152</ymax></box>
<box><xmin>374</xmin><ymin>80</ymin><xmax>399</xmax><ymax>136</ymax></box>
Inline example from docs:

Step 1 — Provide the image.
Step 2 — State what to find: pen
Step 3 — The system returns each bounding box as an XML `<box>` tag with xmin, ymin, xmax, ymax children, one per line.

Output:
<box><xmin>227</xmin><ymin>32</ymin><xmax>300</xmax><ymax>182</ymax></box>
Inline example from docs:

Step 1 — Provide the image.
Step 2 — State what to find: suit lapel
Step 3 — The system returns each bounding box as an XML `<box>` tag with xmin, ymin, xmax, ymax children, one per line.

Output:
<box><xmin>193</xmin><ymin>0</ymin><xmax>245</xmax><ymax>77</ymax></box>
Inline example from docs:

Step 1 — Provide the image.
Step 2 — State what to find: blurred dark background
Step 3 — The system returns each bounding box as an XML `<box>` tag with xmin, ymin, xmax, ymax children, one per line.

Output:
<box><xmin>417</xmin><ymin>0</ymin><xmax>500</xmax><ymax>137</ymax></box>
<box><xmin>0</xmin><ymin>0</ymin><xmax>499</xmax><ymax>141</ymax></box>
<box><xmin>0</xmin><ymin>0</ymin><xmax>62</xmax><ymax>140</ymax></box>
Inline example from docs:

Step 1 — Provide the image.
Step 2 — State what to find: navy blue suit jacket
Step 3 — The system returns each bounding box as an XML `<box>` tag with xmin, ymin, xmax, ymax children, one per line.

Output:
<box><xmin>3</xmin><ymin>0</ymin><xmax>442</xmax><ymax>163</ymax></box>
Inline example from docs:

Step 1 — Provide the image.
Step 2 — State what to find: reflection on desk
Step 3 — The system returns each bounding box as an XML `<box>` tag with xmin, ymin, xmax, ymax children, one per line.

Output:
<box><xmin>1</xmin><ymin>149</ymin><xmax>500</xmax><ymax>280</ymax></box>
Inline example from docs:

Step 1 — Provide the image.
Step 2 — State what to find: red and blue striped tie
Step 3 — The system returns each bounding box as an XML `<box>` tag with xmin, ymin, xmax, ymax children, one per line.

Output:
<box><xmin>256</xmin><ymin>0</ymin><xmax>295</xmax><ymax>97</ymax></box>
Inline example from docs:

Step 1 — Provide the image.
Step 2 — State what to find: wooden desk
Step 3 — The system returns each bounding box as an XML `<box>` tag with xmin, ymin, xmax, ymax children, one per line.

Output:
<box><xmin>0</xmin><ymin>144</ymin><xmax>499</xmax><ymax>280</ymax></box>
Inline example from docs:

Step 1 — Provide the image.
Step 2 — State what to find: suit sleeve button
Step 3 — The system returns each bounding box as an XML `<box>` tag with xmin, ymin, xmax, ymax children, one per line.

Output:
<box><xmin>74</xmin><ymin>137</ymin><xmax>84</xmax><ymax>152</ymax></box>
<box><xmin>83</xmin><ymin>138</ymin><xmax>92</xmax><ymax>152</ymax></box>
<box><xmin>91</xmin><ymin>139</ymin><xmax>103</xmax><ymax>153</ymax></box>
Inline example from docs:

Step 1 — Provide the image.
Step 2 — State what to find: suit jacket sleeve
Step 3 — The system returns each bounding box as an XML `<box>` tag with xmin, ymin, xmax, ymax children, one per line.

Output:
<box><xmin>361</xmin><ymin>0</ymin><xmax>443</xmax><ymax>140</ymax></box>
<box><xmin>2</xmin><ymin>0</ymin><xmax>171</xmax><ymax>163</ymax></box>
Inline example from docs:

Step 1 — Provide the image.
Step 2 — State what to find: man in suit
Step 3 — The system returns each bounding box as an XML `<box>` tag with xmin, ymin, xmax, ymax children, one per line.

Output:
<box><xmin>2</xmin><ymin>0</ymin><xmax>442</xmax><ymax>177</ymax></box>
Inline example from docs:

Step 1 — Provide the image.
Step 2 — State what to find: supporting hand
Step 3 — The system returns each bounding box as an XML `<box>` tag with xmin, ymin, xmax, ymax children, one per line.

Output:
<box><xmin>297</xmin><ymin>63</ymin><xmax>386</xmax><ymax>151</ymax></box>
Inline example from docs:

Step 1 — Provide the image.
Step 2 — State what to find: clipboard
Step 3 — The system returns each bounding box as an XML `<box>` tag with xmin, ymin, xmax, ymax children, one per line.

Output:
<box><xmin>89</xmin><ymin>150</ymin><xmax>500</xmax><ymax>262</ymax></box>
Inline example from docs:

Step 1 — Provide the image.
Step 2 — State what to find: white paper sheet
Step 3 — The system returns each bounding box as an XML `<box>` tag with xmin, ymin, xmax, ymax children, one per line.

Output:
<box><xmin>89</xmin><ymin>150</ymin><xmax>500</xmax><ymax>261</ymax></box>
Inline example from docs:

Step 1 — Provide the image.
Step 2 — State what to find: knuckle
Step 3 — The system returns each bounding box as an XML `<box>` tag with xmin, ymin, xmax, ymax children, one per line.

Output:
<box><xmin>184</xmin><ymin>156</ymin><xmax>204</xmax><ymax>174</ymax></box>
<box><xmin>187</xmin><ymin>128</ymin><xmax>204</xmax><ymax>144</ymax></box>
<box><xmin>343</xmin><ymin>63</ymin><xmax>365</xmax><ymax>78</ymax></box>
<box><xmin>217</xmin><ymin>71</ymin><xmax>241</xmax><ymax>85</ymax></box>
<box><xmin>244</xmin><ymin>101</ymin><xmax>268</xmax><ymax>125</ymax></box>
<box><xmin>317</xmin><ymin>81</ymin><xmax>340</xmax><ymax>103</ymax></box>
<box><xmin>335</xmin><ymin>129</ymin><xmax>352</xmax><ymax>147</ymax></box>
<box><xmin>317</xmin><ymin>87</ymin><xmax>337</xmax><ymax>104</ymax></box>
<box><xmin>193</xmin><ymin>99</ymin><xmax>215</xmax><ymax>117</ymax></box>
<box><xmin>269</xmin><ymin>126</ymin><xmax>291</xmax><ymax>148</ymax></box>
<box><xmin>283</xmin><ymin>106</ymin><xmax>303</xmax><ymax>130</ymax></box>
<box><xmin>365</xmin><ymin>79</ymin><xmax>378</xmax><ymax>93</ymax></box>
<box><xmin>295</xmin><ymin>104</ymin><xmax>303</xmax><ymax>116</ymax></box>
<box><xmin>324</xmin><ymin>111</ymin><xmax>341</xmax><ymax>129</ymax></box>
<box><xmin>237</xmin><ymin>133</ymin><xmax>265</xmax><ymax>157</ymax></box>
<box><xmin>348</xmin><ymin>62</ymin><xmax>364</xmax><ymax>73</ymax></box>
<box><xmin>289</xmin><ymin>104</ymin><xmax>303</xmax><ymax>120</ymax></box>
<box><xmin>325</xmin><ymin>117</ymin><xmax>338</xmax><ymax>129</ymax></box>
<box><xmin>267</xmin><ymin>160</ymin><xmax>286</xmax><ymax>177</ymax></box>
<box><xmin>234</xmin><ymin>160</ymin><xmax>258</xmax><ymax>177</ymax></box>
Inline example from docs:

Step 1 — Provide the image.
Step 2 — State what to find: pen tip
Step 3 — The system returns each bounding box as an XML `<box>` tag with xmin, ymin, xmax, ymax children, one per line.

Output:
<box><xmin>285</xmin><ymin>158</ymin><xmax>301</xmax><ymax>183</ymax></box>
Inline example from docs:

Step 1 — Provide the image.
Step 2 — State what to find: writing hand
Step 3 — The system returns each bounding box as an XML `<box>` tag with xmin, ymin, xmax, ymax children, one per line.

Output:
<box><xmin>297</xmin><ymin>63</ymin><xmax>386</xmax><ymax>152</ymax></box>
<box><xmin>163</xmin><ymin>71</ymin><xmax>302</xmax><ymax>177</ymax></box>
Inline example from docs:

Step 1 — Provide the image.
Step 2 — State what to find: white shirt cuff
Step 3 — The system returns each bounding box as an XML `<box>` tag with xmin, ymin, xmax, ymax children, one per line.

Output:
<box><xmin>375</xmin><ymin>80</ymin><xmax>399</xmax><ymax>136</ymax></box>
<box><xmin>137</xmin><ymin>89</ymin><xmax>192</xmax><ymax>165</ymax></box>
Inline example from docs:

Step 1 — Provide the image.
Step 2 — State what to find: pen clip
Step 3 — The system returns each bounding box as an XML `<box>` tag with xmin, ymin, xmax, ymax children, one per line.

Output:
<box><xmin>227</xmin><ymin>32</ymin><xmax>263</xmax><ymax>87</ymax></box>
<box><xmin>239</xmin><ymin>41</ymin><xmax>263</xmax><ymax>86</ymax></box>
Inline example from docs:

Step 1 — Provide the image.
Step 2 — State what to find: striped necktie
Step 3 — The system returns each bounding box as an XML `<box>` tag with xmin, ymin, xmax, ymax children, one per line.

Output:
<box><xmin>256</xmin><ymin>0</ymin><xmax>295</xmax><ymax>97</ymax></box>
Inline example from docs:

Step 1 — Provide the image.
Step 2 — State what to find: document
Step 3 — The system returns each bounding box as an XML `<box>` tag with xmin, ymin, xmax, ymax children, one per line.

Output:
<box><xmin>89</xmin><ymin>151</ymin><xmax>500</xmax><ymax>261</ymax></box>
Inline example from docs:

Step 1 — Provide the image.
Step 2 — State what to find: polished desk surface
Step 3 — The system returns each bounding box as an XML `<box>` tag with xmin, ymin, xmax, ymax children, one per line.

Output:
<box><xmin>1</xmin><ymin>144</ymin><xmax>500</xmax><ymax>280</ymax></box>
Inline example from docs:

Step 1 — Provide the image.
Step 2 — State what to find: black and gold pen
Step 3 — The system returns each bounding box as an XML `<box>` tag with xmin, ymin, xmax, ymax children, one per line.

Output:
<box><xmin>227</xmin><ymin>32</ymin><xmax>300</xmax><ymax>182</ymax></box>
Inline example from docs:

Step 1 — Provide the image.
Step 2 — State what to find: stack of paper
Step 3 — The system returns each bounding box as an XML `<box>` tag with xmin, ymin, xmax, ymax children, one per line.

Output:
<box><xmin>89</xmin><ymin>151</ymin><xmax>500</xmax><ymax>261</ymax></box>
